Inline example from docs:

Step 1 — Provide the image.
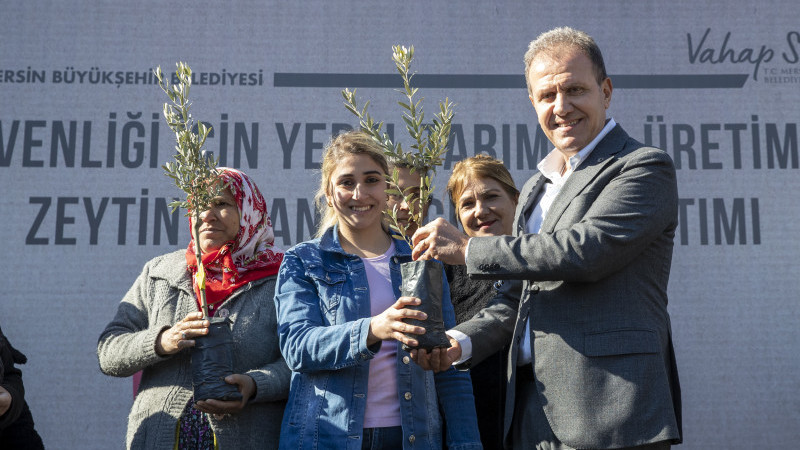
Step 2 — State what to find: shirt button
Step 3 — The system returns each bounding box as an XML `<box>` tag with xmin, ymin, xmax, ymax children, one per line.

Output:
<box><xmin>404</xmin><ymin>392</ymin><xmax>412</xmax><ymax>400</ymax></box>
<box><xmin>408</xmin><ymin>435</ymin><xmax>415</xmax><ymax>444</ymax></box>
<box><xmin>402</xmin><ymin>356</ymin><xmax>410</xmax><ymax>364</ymax></box>
<box><xmin>531</xmin><ymin>284</ymin><xmax>540</xmax><ymax>294</ymax></box>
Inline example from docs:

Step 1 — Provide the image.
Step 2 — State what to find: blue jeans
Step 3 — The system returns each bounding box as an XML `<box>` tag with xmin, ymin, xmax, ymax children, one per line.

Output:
<box><xmin>361</xmin><ymin>426</ymin><xmax>403</xmax><ymax>450</ymax></box>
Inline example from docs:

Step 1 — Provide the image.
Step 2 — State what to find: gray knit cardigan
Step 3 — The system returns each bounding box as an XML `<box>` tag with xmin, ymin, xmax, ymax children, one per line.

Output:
<box><xmin>97</xmin><ymin>250</ymin><xmax>290</xmax><ymax>449</ymax></box>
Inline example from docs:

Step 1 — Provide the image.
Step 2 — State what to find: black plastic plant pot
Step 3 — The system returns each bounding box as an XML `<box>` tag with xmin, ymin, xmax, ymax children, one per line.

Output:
<box><xmin>400</xmin><ymin>259</ymin><xmax>451</xmax><ymax>352</ymax></box>
<box><xmin>191</xmin><ymin>316</ymin><xmax>242</xmax><ymax>402</ymax></box>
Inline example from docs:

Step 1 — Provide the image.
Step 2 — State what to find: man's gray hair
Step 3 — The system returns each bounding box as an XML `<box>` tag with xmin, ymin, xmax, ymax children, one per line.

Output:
<box><xmin>523</xmin><ymin>27</ymin><xmax>608</xmax><ymax>94</ymax></box>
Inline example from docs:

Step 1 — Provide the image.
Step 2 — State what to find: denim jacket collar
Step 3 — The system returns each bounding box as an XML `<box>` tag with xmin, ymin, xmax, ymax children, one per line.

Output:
<box><xmin>319</xmin><ymin>224</ymin><xmax>413</xmax><ymax>262</ymax></box>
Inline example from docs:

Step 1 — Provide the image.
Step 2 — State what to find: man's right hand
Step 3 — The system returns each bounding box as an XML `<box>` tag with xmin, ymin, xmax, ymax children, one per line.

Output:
<box><xmin>411</xmin><ymin>218</ymin><xmax>469</xmax><ymax>264</ymax></box>
<box><xmin>410</xmin><ymin>337</ymin><xmax>462</xmax><ymax>373</ymax></box>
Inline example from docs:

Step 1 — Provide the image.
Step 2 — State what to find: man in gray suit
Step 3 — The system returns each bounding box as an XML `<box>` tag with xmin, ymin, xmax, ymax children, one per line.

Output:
<box><xmin>410</xmin><ymin>27</ymin><xmax>682</xmax><ymax>449</ymax></box>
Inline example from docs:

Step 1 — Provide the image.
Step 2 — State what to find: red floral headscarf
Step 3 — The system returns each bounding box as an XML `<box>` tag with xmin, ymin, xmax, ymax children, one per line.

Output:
<box><xmin>185</xmin><ymin>167</ymin><xmax>284</xmax><ymax>314</ymax></box>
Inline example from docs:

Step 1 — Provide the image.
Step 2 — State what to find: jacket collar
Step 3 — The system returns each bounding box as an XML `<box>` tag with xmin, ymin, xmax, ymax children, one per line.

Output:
<box><xmin>539</xmin><ymin>124</ymin><xmax>629</xmax><ymax>233</ymax></box>
<box><xmin>319</xmin><ymin>224</ymin><xmax>345</xmax><ymax>254</ymax></box>
<box><xmin>518</xmin><ymin>124</ymin><xmax>629</xmax><ymax>233</ymax></box>
<box><xmin>517</xmin><ymin>175</ymin><xmax>547</xmax><ymax>234</ymax></box>
<box><xmin>319</xmin><ymin>224</ymin><xmax>412</xmax><ymax>258</ymax></box>
<box><xmin>537</xmin><ymin>118</ymin><xmax>617</xmax><ymax>184</ymax></box>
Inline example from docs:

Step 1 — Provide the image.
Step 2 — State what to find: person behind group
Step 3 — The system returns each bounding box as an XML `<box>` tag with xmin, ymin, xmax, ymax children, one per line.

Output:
<box><xmin>386</xmin><ymin>156</ymin><xmax>516</xmax><ymax>448</ymax></box>
<box><xmin>444</xmin><ymin>154</ymin><xmax>519</xmax><ymax>449</ymax></box>
<box><xmin>273</xmin><ymin>131</ymin><xmax>481</xmax><ymax>450</ymax></box>
<box><xmin>411</xmin><ymin>27</ymin><xmax>682</xmax><ymax>449</ymax></box>
<box><xmin>98</xmin><ymin>168</ymin><xmax>290</xmax><ymax>449</ymax></box>
<box><xmin>0</xmin><ymin>324</ymin><xmax>45</xmax><ymax>450</ymax></box>
<box><xmin>385</xmin><ymin>161</ymin><xmax>431</xmax><ymax>237</ymax></box>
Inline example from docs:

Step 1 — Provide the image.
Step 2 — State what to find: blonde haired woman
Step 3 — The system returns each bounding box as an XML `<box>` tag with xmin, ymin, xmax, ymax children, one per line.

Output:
<box><xmin>274</xmin><ymin>131</ymin><xmax>481</xmax><ymax>450</ymax></box>
<box><xmin>445</xmin><ymin>154</ymin><xmax>518</xmax><ymax>449</ymax></box>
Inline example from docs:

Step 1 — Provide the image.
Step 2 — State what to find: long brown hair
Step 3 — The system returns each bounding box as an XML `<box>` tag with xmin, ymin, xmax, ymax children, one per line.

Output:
<box><xmin>315</xmin><ymin>131</ymin><xmax>390</xmax><ymax>238</ymax></box>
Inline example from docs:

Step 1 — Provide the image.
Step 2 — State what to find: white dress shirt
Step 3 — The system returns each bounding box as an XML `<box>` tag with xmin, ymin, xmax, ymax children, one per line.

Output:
<box><xmin>449</xmin><ymin>118</ymin><xmax>617</xmax><ymax>366</ymax></box>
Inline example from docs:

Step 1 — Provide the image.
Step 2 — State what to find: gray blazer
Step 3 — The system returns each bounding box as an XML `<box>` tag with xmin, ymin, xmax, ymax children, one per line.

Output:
<box><xmin>98</xmin><ymin>250</ymin><xmax>290</xmax><ymax>449</ymax></box>
<box><xmin>455</xmin><ymin>125</ymin><xmax>682</xmax><ymax>449</ymax></box>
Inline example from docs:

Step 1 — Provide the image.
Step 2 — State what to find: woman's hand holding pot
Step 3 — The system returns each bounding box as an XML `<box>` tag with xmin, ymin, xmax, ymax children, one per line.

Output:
<box><xmin>368</xmin><ymin>297</ymin><xmax>427</xmax><ymax>347</ymax></box>
<box><xmin>155</xmin><ymin>312</ymin><xmax>210</xmax><ymax>356</ymax></box>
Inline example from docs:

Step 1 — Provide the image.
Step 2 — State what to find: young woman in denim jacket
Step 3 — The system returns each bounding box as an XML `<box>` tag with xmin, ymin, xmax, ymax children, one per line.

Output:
<box><xmin>274</xmin><ymin>131</ymin><xmax>482</xmax><ymax>450</ymax></box>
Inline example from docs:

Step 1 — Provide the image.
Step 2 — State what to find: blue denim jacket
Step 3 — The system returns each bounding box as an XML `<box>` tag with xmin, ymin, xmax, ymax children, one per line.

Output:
<box><xmin>274</xmin><ymin>225</ymin><xmax>482</xmax><ymax>450</ymax></box>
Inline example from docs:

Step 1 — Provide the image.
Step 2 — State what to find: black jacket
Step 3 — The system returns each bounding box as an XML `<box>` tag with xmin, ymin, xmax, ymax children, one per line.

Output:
<box><xmin>0</xmin><ymin>325</ymin><xmax>44</xmax><ymax>449</ymax></box>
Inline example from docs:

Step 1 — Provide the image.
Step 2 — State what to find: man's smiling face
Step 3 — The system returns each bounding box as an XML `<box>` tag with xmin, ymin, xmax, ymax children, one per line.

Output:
<box><xmin>528</xmin><ymin>47</ymin><xmax>612</xmax><ymax>157</ymax></box>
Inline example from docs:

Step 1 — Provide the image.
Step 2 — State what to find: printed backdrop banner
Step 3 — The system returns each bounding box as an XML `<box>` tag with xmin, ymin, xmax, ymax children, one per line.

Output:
<box><xmin>2</xmin><ymin>1</ymin><xmax>798</xmax><ymax>448</ymax></box>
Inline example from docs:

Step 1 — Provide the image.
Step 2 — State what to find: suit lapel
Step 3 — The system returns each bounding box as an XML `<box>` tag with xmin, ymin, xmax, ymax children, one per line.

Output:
<box><xmin>517</xmin><ymin>175</ymin><xmax>547</xmax><ymax>235</ymax></box>
<box><xmin>540</xmin><ymin>125</ymin><xmax>629</xmax><ymax>233</ymax></box>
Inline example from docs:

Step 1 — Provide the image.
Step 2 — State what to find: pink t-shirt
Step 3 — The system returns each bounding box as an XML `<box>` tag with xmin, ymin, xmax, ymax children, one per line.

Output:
<box><xmin>361</xmin><ymin>241</ymin><xmax>401</xmax><ymax>428</ymax></box>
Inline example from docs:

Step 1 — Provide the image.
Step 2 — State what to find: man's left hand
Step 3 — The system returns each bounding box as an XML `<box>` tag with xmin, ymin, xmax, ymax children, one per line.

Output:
<box><xmin>411</xmin><ymin>218</ymin><xmax>469</xmax><ymax>264</ymax></box>
<box><xmin>410</xmin><ymin>337</ymin><xmax>462</xmax><ymax>373</ymax></box>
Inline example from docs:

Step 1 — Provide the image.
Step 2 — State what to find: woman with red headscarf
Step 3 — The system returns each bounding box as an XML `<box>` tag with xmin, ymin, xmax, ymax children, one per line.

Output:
<box><xmin>98</xmin><ymin>168</ymin><xmax>289</xmax><ymax>449</ymax></box>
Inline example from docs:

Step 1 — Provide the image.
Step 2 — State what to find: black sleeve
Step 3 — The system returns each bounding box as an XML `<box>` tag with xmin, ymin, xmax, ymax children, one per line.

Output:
<box><xmin>0</xmin><ymin>327</ymin><xmax>27</xmax><ymax>430</ymax></box>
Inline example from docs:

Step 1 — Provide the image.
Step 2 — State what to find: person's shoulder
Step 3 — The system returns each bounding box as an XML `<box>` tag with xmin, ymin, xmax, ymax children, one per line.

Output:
<box><xmin>141</xmin><ymin>250</ymin><xmax>189</xmax><ymax>282</ymax></box>
<box><xmin>607</xmin><ymin>126</ymin><xmax>674</xmax><ymax>168</ymax></box>
<box><xmin>145</xmin><ymin>249</ymin><xmax>186</xmax><ymax>267</ymax></box>
<box><xmin>285</xmin><ymin>237</ymin><xmax>323</xmax><ymax>255</ymax></box>
<box><xmin>622</xmin><ymin>138</ymin><xmax>675</xmax><ymax>168</ymax></box>
<box><xmin>281</xmin><ymin>238</ymin><xmax>326</xmax><ymax>269</ymax></box>
<box><xmin>608</xmin><ymin>124</ymin><xmax>663</xmax><ymax>153</ymax></box>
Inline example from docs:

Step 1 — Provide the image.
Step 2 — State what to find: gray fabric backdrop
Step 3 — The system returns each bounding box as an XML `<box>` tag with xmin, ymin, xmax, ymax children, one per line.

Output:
<box><xmin>2</xmin><ymin>1</ymin><xmax>798</xmax><ymax>448</ymax></box>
